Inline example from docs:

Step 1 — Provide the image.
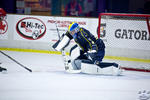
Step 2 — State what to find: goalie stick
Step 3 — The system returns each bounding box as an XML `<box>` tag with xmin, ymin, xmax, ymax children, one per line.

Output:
<box><xmin>0</xmin><ymin>50</ymin><xmax>32</xmax><ymax>72</ymax></box>
<box><xmin>53</xmin><ymin>18</ymin><xmax>68</xmax><ymax>70</ymax></box>
<box><xmin>52</xmin><ymin>19</ymin><xmax>81</xmax><ymax>73</ymax></box>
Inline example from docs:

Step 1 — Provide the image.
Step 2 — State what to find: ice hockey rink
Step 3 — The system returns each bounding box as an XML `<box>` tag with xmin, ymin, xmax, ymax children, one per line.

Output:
<box><xmin>0</xmin><ymin>50</ymin><xmax>150</xmax><ymax>100</ymax></box>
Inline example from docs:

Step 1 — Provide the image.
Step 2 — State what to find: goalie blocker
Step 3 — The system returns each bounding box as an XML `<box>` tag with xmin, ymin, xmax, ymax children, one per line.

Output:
<box><xmin>52</xmin><ymin>33</ymin><xmax>122</xmax><ymax>76</ymax></box>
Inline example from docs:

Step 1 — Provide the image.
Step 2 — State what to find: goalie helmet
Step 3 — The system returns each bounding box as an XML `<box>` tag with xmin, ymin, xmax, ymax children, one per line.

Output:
<box><xmin>68</xmin><ymin>22</ymin><xmax>80</xmax><ymax>35</ymax></box>
<box><xmin>0</xmin><ymin>8</ymin><xmax>6</xmax><ymax>20</ymax></box>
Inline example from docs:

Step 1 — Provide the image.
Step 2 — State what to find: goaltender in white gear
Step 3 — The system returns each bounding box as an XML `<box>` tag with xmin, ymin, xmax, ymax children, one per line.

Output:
<box><xmin>53</xmin><ymin>34</ymin><xmax>122</xmax><ymax>76</ymax></box>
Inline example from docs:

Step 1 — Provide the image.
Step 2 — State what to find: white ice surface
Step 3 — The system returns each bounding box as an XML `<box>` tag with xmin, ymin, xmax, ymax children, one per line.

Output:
<box><xmin>0</xmin><ymin>51</ymin><xmax>150</xmax><ymax>100</ymax></box>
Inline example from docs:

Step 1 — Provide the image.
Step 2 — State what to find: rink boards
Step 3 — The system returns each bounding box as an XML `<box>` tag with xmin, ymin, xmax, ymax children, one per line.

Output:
<box><xmin>0</xmin><ymin>14</ymin><xmax>150</xmax><ymax>71</ymax></box>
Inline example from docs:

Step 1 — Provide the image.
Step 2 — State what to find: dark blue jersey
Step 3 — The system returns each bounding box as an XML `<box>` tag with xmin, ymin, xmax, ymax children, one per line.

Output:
<box><xmin>72</xmin><ymin>27</ymin><xmax>105</xmax><ymax>52</ymax></box>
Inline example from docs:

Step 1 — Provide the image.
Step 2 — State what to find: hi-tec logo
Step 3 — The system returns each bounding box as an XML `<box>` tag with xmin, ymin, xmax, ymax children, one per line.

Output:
<box><xmin>16</xmin><ymin>17</ymin><xmax>46</xmax><ymax>40</ymax></box>
<box><xmin>115</xmin><ymin>29</ymin><xmax>150</xmax><ymax>41</ymax></box>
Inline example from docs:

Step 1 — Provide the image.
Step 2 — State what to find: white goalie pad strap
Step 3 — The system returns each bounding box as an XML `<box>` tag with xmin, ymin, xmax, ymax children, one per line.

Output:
<box><xmin>87</xmin><ymin>50</ymin><xmax>96</xmax><ymax>53</ymax></box>
<box><xmin>81</xmin><ymin>63</ymin><xmax>121</xmax><ymax>75</ymax></box>
<box><xmin>55</xmin><ymin>35</ymin><xmax>70</xmax><ymax>51</ymax></box>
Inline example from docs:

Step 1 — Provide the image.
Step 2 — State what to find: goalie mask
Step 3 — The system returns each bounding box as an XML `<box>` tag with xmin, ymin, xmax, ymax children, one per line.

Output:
<box><xmin>68</xmin><ymin>22</ymin><xmax>80</xmax><ymax>35</ymax></box>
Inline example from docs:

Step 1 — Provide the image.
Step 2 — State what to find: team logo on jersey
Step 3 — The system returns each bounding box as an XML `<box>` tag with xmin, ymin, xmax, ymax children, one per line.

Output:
<box><xmin>16</xmin><ymin>17</ymin><xmax>46</xmax><ymax>40</ymax></box>
<box><xmin>0</xmin><ymin>20</ymin><xmax>8</xmax><ymax>34</ymax></box>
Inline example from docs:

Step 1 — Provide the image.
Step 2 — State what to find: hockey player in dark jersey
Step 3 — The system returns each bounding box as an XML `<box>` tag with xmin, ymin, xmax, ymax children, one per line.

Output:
<box><xmin>53</xmin><ymin>22</ymin><xmax>122</xmax><ymax>75</ymax></box>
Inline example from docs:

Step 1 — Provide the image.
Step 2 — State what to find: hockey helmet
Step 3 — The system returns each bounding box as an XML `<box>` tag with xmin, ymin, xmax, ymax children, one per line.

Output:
<box><xmin>68</xmin><ymin>22</ymin><xmax>80</xmax><ymax>35</ymax></box>
<box><xmin>0</xmin><ymin>8</ymin><xmax>6</xmax><ymax>20</ymax></box>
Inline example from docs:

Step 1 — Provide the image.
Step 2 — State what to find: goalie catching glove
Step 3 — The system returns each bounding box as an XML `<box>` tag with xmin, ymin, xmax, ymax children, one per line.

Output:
<box><xmin>52</xmin><ymin>31</ymin><xmax>73</xmax><ymax>51</ymax></box>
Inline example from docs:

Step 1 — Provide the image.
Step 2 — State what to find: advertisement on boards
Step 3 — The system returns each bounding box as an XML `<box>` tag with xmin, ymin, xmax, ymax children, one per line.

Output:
<box><xmin>101</xmin><ymin>19</ymin><xmax>150</xmax><ymax>50</ymax></box>
<box><xmin>13</xmin><ymin>15</ymin><xmax>98</xmax><ymax>43</ymax></box>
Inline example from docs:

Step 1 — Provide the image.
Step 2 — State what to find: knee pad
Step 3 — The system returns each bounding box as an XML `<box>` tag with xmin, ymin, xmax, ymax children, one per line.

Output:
<box><xmin>68</xmin><ymin>45</ymin><xmax>82</xmax><ymax>70</ymax></box>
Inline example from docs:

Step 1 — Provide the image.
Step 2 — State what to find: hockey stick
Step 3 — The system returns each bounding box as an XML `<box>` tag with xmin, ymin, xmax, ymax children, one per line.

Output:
<box><xmin>54</xmin><ymin>18</ymin><xmax>61</xmax><ymax>39</ymax></box>
<box><xmin>0</xmin><ymin>50</ymin><xmax>32</xmax><ymax>72</ymax></box>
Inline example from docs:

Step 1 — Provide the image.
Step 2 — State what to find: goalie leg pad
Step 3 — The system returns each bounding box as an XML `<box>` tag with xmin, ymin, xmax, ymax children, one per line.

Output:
<box><xmin>70</xmin><ymin>45</ymin><xmax>82</xmax><ymax>69</ymax></box>
<box><xmin>81</xmin><ymin>62</ymin><xmax>122</xmax><ymax>75</ymax></box>
<box><xmin>65</xmin><ymin>60</ymin><xmax>82</xmax><ymax>73</ymax></box>
<box><xmin>71</xmin><ymin>59</ymin><xmax>81</xmax><ymax>70</ymax></box>
<box><xmin>65</xmin><ymin>59</ymin><xmax>81</xmax><ymax>70</ymax></box>
<box><xmin>64</xmin><ymin>45</ymin><xmax>82</xmax><ymax>73</ymax></box>
<box><xmin>70</xmin><ymin>45</ymin><xmax>80</xmax><ymax>60</ymax></box>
